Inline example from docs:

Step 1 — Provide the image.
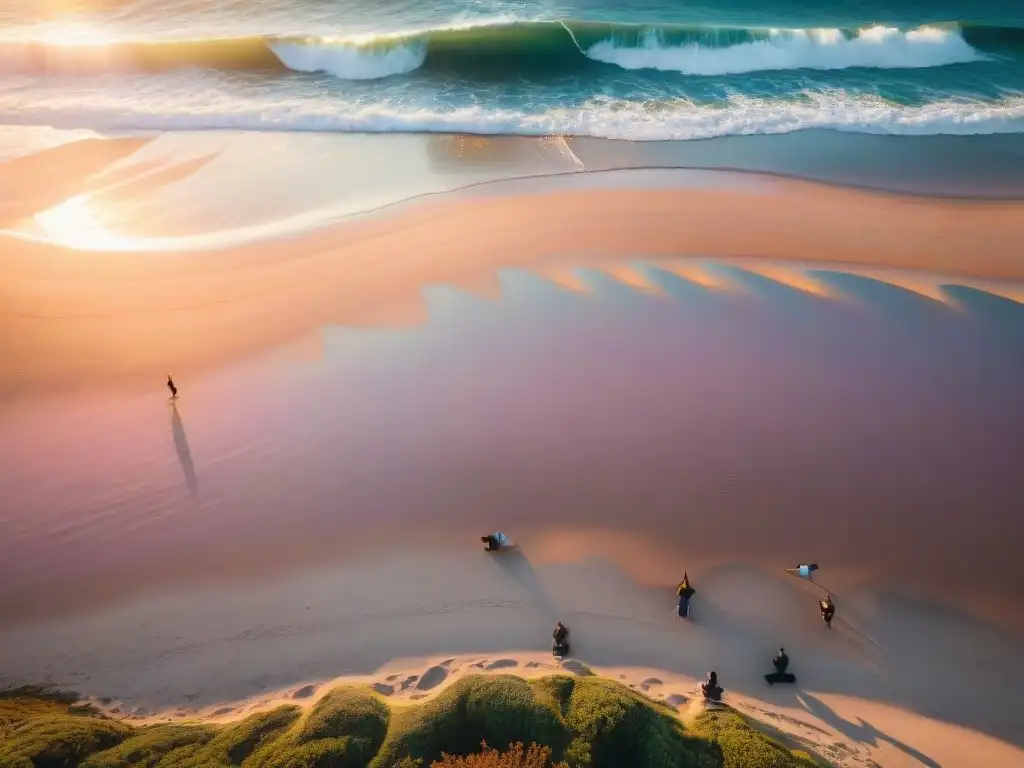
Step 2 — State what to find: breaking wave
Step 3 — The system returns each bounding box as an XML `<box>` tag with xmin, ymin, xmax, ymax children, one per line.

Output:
<box><xmin>1</xmin><ymin>19</ymin><xmax>1017</xmax><ymax>80</ymax></box>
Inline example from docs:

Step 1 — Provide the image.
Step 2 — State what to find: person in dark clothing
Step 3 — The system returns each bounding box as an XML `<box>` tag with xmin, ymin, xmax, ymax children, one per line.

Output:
<box><xmin>820</xmin><ymin>595</ymin><xmax>835</xmax><ymax>627</ymax></box>
<box><xmin>481</xmin><ymin>534</ymin><xmax>503</xmax><ymax>551</ymax></box>
<box><xmin>553</xmin><ymin>622</ymin><xmax>568</xmax><ymax>645</ymax></box>
<box><xmin>167</xmin><ymin>375</ymin><xmax>178</xmax><ymax>399</ymax></box>
<box><xmin>552</xmin><ymin>622</ymin><xmax>570</xmax><ymax>656</ymax></box>
<box><xmin>701</xmin><ymin>671</ymin><xmax>724</xmax><ymax>702</ymax></box>
<box><xmin>765</xmin><ymin>648</ymin><xmax>796</xmax><ymax>685</ymax></box>
<box><xmin>676</xmin><ymin>572</ymin><xmax>695</xmax><ymax>617</ymax></box>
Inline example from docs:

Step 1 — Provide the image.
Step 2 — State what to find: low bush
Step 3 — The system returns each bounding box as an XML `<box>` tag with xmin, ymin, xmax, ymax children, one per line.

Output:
<box><xmin>0</xmin><ymin>678</ymin><xmax>828</xmax><ymax>768</ymax></box>
<box><xmin>690</xmin><ymin>709</ymin><xmax>818</xmax><ymax>768</ymax></box>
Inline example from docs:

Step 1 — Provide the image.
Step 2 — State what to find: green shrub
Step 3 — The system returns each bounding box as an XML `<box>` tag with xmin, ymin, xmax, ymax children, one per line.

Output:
<box><xmin>246</xmin><ymin>687</ymin><xmax>390</xmax><ymax>768</ymax></box>
<box><xmin>82</xmin><ymin>724</ymin><xmax>217</xmax><ymax>768</ymax></box>
<box><xmin>691</xmin><ymin>709</ymin><xmax>818</xmax><ymax>768</ymax></box>
<box><xmin>372</xmin><ymin>677</ymin><xmax>563</xmax><ymax>768</ymax></box>
<box><xmin>0</xmin><ymin>679</ymin><xmax>827</xmax><ymax>768</ymax></box>
<box><xmin>184</xmin><ymin>706</ymin><xmax>299</xmax><ymax>767</ymax></box>
<box><xmin>561</xmin><ymin>678</ymin><xmax>711</xmax><ymax>768</ymax></box>
<box><xmin>0</xmin><ymin>713</ymin><xmax>132</xmax><ymax>767</ymax></box>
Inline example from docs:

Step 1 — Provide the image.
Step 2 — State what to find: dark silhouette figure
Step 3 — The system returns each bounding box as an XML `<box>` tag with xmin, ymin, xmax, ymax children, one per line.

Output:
<box><xmin>765</xmin><ymin>647</ymin><xmax>796</xmax><ymax>685</ymax></box>
<box><xmin>821</xmin><ymin>595</ymin><xmax>836</xmax><ymax>628</ymax></box>
<box><xmin>552</xmin><ymin>621</ymin><xmax>570</xmax><ymax>657</ymax></box>
<box><xmin>701</xmin><ymin>671</ymin><xmax>724</xmax><ymax>702</ymax></box>
<box><xmin>481</xmin><ymin>534</ymin><xmax>500</xmax><ymax>551</ymax></box>
<box><xmin>167</xmin><ymin>375</ymin><xmax>178</xmax><ymax>399</ymax></box>
<box><xmin>799</xmin><ymin>693</ymin><xmax>941</xmax><ymax>768</ymax></box>
<box><xmin>676</xmin><ymin>572</ymin><xmax>695</xmax><ymax>617</ymax></box>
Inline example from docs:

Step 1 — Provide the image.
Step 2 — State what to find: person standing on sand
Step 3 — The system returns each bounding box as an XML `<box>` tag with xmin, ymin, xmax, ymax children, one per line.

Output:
<box><xmin>167</xmin><ymin>375</ymin><xmax>178</xmax><ymax>399</ymax></box>
<box><xmin>820</xmin><ymin>595</ymin><xmax>835</xmax><ymax>627</ymax></box>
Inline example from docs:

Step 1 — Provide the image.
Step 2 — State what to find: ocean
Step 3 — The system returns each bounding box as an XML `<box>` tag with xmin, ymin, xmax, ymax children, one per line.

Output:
<box><xmin>2</xmin><ymin>0</ymin><xmax>1023</xmax><ymax>140</ymax></box>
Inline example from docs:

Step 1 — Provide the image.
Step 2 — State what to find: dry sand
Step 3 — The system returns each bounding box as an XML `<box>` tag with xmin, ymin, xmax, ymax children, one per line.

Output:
<box><xmin>2</xmin><ymin>136</ymin><xmax>1024</xmax><ymax>397</ymax></box>
<box><xmin>51</xmin><ymin>549</ymin><xmax>1021</xmax><ymax>768</ymax></box>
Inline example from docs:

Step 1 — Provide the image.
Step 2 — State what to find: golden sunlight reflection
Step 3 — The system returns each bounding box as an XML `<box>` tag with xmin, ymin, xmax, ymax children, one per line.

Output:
<box><xmin>30</xmin><ymin>23</ymin><xmax>116</xmax><ymax>47</ymax></box>
<box><xmin>31</xmin><ymin>193</ymin><xmax>143</xmax><ymax>251</ymax></box>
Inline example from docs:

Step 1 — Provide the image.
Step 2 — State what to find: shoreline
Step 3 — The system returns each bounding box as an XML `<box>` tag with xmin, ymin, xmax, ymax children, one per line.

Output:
<box><xmin>3</xmin><ymin>128</ymin><xmax>1024</xmax><ymax>199</ymax></box>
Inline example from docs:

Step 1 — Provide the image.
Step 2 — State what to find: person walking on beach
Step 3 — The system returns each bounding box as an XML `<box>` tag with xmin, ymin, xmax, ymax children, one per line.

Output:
<box><xmin>167</xmin><ymin>375</ymin><xmax>178</xmax><ymax>399</ymax></box>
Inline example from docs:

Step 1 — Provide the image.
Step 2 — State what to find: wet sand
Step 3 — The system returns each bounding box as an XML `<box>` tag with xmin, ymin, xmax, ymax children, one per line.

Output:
<box><xmin>2</xmin><ymin>134</ymin><xmax>1024</xmax><ymax>398</ymax></box>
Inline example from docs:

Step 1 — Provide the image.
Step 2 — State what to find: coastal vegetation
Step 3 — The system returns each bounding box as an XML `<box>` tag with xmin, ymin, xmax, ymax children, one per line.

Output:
<box><xmin>0</xmin><ymin>677</ymin><xmax>819</xmax><ymax>768</ymax></box>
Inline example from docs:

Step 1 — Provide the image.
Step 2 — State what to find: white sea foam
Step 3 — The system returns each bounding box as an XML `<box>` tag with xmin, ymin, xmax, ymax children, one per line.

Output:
<box><xmin>269</xmin><ymin>40</ymin><xmax>427</xmax><ymax>80</ymax></box>
<box><xmin>3</xmin><ymin>89</ymin><xmax>1022</xmax><ymax>141</ymax></box>
<box><xmin>585</xmin><ymin>25</ymin><xmax>984</xmax><ymax>75</ymax></box>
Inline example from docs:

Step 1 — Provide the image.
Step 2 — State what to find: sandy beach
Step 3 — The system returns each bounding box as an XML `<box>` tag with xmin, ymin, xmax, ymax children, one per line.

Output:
<box><xmin>1</xmin><ymin>132</ymin><xmax>1023</xmax><ymax>768</ymax></box>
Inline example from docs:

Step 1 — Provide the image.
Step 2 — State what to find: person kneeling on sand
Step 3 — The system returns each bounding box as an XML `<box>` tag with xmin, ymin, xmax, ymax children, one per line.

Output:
<box><xmin>701</xmin><ymin>671</ymin><xmax>724</xmax><ymax>702</ymax></box>
<box><xmin>765</xmin><ymin>647</ymin><xmax>796</xmax><ymax>685</ymax></box>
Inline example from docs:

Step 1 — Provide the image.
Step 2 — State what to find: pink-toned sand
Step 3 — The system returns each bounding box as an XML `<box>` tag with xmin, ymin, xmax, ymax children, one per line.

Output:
<box><xmin>2</xmin><ymin>136</ymin><xmax>1023</xmax><ymax>768</ymax></box>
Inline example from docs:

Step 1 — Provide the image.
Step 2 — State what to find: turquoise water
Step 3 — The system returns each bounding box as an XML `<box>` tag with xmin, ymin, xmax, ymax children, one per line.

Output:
<box><xmin>1</xmin><ymin>0</ymin><xmax>1023</xmax><ymax>139</ymax></box>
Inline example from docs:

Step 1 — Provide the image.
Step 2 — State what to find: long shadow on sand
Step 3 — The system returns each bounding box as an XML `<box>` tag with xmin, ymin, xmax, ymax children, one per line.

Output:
<box><xmin>489</xmin><ymin>547</ymin><xmax>559</xmax><ymax>620</ymax></box>
<box><xmin>798</xmin><ymin>692</ymin><xmax>942</xmax><ymax>768</ymax></box>
<box><xmin>171</xmin><ymin>402</ymin><xmax>198</xmax><ymax>497</ymax></box>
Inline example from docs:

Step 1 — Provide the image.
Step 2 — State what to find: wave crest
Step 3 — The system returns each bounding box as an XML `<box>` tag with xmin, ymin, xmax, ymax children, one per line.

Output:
<box><xmin>0</xmin><ymin>19</ymin><xmax>1010</xmax><ymax>80</ymax></box>
<box><xmin>585</xmin><ymin>25</ymin><xmax>984</xmax><ymax>75</ymax></box>
<box><xmin>269</xmin><ymin>40</ymin><xmax>426</xmax><ymax>80</ymax></box>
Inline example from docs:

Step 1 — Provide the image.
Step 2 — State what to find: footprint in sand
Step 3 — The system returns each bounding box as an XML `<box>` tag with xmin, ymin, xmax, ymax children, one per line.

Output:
<box><xmin>292</xmin><ymin>685</ymin><xmax>316</xmax><ymax>699</ymax></box>
<box><xmin>398</xmin><ymin>675</ymin><xmax>419</xmax><ymax>691</ymax></box>
<box><xmin>372</xmin><ymin>683</ymin><xmax>395</xmax><ymax>696</ymax></box>
<box><xmin>666</xmin><ymin>694</ymin><xmax>688</xmax><ymax>708</ymax></box>
<box><xmin>525</xmin><ymin>661</ymin><xmax>541</xmax><ymax>668</ymax></box>
<box><xmin>211</xmin><ymin>707</ymin><xmax>233</xmax><ymax>717</ymax></box>
<box><xmin>416</xmin><ymin>666</ymin><xmax>449</xmax><ymax>691</ymax></box>
<box><xmin>485</xmin><ymin>659</ymin><xmax>519</xmax><ymax>671</ymax></box>
<box><xmin>385</xmin><ymin>675</ymin><xmax>399</xmax><ymax>682</ymax></box>
<box><xmin>560</xmin><ymin>660</ymin><xmax>594</xmax><ymax>677</ymax></box>
<box><xmin>640</xmin><ymin>678</ymin><xmax>663</xmax><ymax>691</ymax></box>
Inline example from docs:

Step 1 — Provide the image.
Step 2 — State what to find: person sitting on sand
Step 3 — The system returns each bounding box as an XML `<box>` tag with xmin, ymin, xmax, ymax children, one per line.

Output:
<box><xmin>552</xmin><ymin>622</ymin><xmax>570</xmax><ymax>656</ymax></box>
<box><xmin>553</xmin><ymin>622</ymin><xmax>568</xmax><ymax>645</ymax></box>
<box><xmin>820</xmin><ymin>595</ymin><xmax>835</xmax><ymax>627</ymax></box>
<box><xmin>701</xmin><ymin>671</ymin><xmax>723</xmax><ymax>702</ymax></box>
<box><xmin>481</xmin><ymin>534</ymin><xmax>500</xmax><ymax>551</ymax></box>
<box><xmin>765</xmin><ymin>649</ymin><xmax>796</xmax><ymax>685</ymax></box>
